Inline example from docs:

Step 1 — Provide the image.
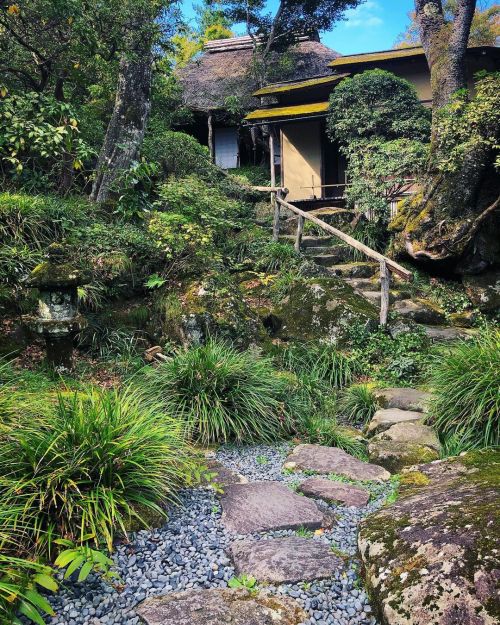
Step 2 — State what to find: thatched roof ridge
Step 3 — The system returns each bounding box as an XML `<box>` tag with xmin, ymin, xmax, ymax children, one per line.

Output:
<box><xmin>178</xmin><ymin>37</ymin><xmax>340</xmax><ymax>114</ymax></box>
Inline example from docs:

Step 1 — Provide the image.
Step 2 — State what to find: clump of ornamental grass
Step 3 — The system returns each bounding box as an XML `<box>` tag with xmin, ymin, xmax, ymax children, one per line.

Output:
<box><xmin>337</xmin><ymin>384</ymin><xmax>379</xmax><ymax>426</ymax></box>
<box><xmin>143</xmin><ymin>340</ymin><xmax>290</xmax><ymax>445</ymax></box>
<box><xmin>429</xmin><ymin>329</ymin><xmax>500</xmax><ymax>449</ymax></box>
<box><xmin>299</xmin><ymin>414</ymin><xmax>367</xmax><ymax>460</ymax></box>
<box><xmin>0</xmin><ymin>386</ymin><xmax>194</xmax><ymax>552</ymax></box>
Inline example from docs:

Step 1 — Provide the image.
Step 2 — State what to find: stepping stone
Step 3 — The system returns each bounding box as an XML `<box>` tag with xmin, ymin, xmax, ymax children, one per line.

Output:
<box><xmin>422</xmin><ymin>325</ymin><xmax>476</xmax><ymax>342</ymax></box>
<box><xmin>284</xmin><ymin>444</ymin><xmax>390</xmax><ymax>481</ymax></box>
<box><xmin>372</xmin><ymin>422</ymin><xmax>440</xmax><ymax>451</ymax></box>
<box><xmin>298</xmin><ymin>478</ymin><xmax>370</xmax><ymax>507</ymax></box>
<box><xmin>374</xmin><ymin>388</ymin><xmax>431</xmax><ymax>412</ymax></box>
<box><xmin>367</xmin><ymin>408</ymin><xmax>423</xmax><ymax>435</ymax></box>
<box><xmin>393</xmin><ymin>299</ymin><xmax>446</xmax><ymax>325</ymax></box>
<box><xmin>327</xmin><ymin>262</ymin><xmax>378</xmax><ymax>279</ymax></box>
<box><xmin>220</xmin><ymin>481</ymin><xmax>324</xmax><ymax>534</ymax></box>
<box><xmin>368</xmin><ymin>440</ymin><xmax>439</xmax><ymax>473</ymax></box>
<box><xmin>201</xmin><ymin>460</ymin><xmax>247</xmax><ymax>489</ymax></box>
<box><xmin>136</xmin><ymin>588</ymin><xmax>306</xmax><ymax>625</ymax></box>
<box><xmin>230</xmin><ymin>537</ymin><xmax>343</xmax><ymax>584</ymax></box>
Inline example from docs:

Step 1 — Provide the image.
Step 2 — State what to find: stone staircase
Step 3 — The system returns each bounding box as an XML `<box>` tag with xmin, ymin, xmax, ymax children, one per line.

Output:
<box><xmin>280</xmin><ymin>234</ymin><xmax>476</xmax><ymax>342</ymax></box>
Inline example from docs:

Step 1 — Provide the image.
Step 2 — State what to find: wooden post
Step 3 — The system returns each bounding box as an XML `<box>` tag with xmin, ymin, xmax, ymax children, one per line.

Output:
<box><xmin>273</xmin><ymin>188</ymin><xmax>281</xmax><ymax>241</ymax></box>
<box><xmin>379</xmin><ymin>259</ymin><xmax>390</xmax><ymax>327</ymax></box>
<box><xmin>207</xmin><ymin>112</ymin><xmax>214</xmax><ymax>163</ymax></box>
<box><xmin>295</xmin><ymin>215</ymin><xmax>304</xmax><ymax>252</ymax></box>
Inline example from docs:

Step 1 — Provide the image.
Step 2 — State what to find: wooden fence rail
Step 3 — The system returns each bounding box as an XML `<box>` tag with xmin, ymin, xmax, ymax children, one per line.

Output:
<box><xmin>251</xmin><ymin>186</ymin><xmax>412</xmax><ymax>326</ymax></box>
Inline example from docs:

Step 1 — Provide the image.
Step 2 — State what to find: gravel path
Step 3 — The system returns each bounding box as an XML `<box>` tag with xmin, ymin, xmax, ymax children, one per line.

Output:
<box><xmin>47</xmin><ymin>444</ymin><xmax>396</xmax><ymax>625</ymax></box>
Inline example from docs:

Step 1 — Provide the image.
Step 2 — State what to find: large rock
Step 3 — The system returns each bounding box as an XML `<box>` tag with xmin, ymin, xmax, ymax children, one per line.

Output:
<box><xmin>136</xmin><ymin>588</ymin><xmax>306</xmax><ymax>625</ymax></box>
<box><xmin>372</xmin><ymin>422</ymin><xmax>440</xmax><ymax>451</ymax></box>
<box><xmin>269</xmin><ymin>277</ymin><xmax>378</xmax><ymax>344</ymax></box>
<box><xmin>393</xmin><ymin>299</ymin><xmax>446</xmax><ymax>325</ymax></box>
<box><xmin>463</xmin><ymin>270</ymin><xmax>500</xmax><ymax>312</ymax></box>
<box><xmin>358</xmin><ymin>450</ymin><xmax>500</xmax><ymax>625</ymax></box>
<box><xmin>367</xmin><ymin>408</ymin><xmax>423</xmax><ymax>435</ymax></box>
<box><xmin>220</xmin><ymin>481</ymin><xmax>324</xmax><ymax>533</ymax></box>
<box><xmin>230</xmin><ymin>537</ymin><xmax>343</xmax><ymax>583</ymax></box>
<box><xmin>299</xmin><ymin>478</ymin><xmax>370</xmax><ymax>507</ymax></box>
<box><xmin>367</xmin><ymin>440</ymin><xmax>439</xmax><ymax>473</ymax></box>
<box><xmin>284</xmin><ymin>444</ymin><xmax>390</xmax><ymax>481</ymax></box>
<box><xmin>374</xmin><ymin>388</ymin><xmax>431</xmax><ymax>413</ymax></box>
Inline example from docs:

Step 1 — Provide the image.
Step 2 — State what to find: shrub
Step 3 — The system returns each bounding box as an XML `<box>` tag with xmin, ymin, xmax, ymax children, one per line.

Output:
<box><xmin>0</xmin><ymin>387</ymin><xmax>193</xmax><ymax>551</ymax></box>
<box><xmin>338</xmin><ymin>384</ymin><xmax>379</xmax><ymax>426</ymax></box>
<box><xmin>143</xmin><ymin>340</ymin><xmax>290</xmax><ymax>444</ymax></box>
<box><xmin>429</xmin><ymin>329</ymin><xmax>500</xmax><ymax>449</ymax></box>
<box><xmin>254</xmin><ymin>241</ymin><xmax>301</xmax><ymax>272</ymax></box>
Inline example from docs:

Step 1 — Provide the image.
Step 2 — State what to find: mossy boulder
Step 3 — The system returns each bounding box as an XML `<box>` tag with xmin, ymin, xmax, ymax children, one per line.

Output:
<box><xmin>463</xmin><ymin>270</ymin><xmax>500</xmax><ymax>312</ymax></box>
<box><xmin>367</xmin><ymin>440</ymin><xmax>439</xmax><ymax>473</ymax></box>
<box><xmin>170</xmin><ymin>275</ymin><xmax>263</xmax><ymax>347</ymax></box>
<box><xmin>358</xmin><ymin>450</ymin><xmax>500</xmax><ymax>625</ymax></box>
<box><xmin>269</xmin><ymin>277</ymin><xmax>378</xmax><ymax>344</ymax></box>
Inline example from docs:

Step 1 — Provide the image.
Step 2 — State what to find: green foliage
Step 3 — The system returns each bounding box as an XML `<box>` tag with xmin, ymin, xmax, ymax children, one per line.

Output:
<box><xmin>0</xmin><ymin>91</ymin><xmax>94</xmax><ymax>190</ymax></box>
<box><xmin>254</xmin><ymin>241</ymin><xmax>301</xmax><ymax>272</ymax></box>
<box><xmin>228</xmin><ymin>574</ymin><xmax>257</xmax><ymax>591</ymax></box>
<box><xmin>327</xmin><ymin>70</ymin><xmax>431</xmax><ymax>144</ymax></box>
<box><xmin>295</xmin><ymin>526</ymin><xmax>313</xmax><ymax>538</ymax></box>
<box><xmin>0</xmin><ymin>386</ymin><xmax>194</xmax><ymax>552</ymax></box>
<box><xmin>113</xmin><ymin>159</ymin><xmax>159</xmax><ymax>220</ymax></box>
<box><xmin>429</xmin><ymin>329</ymin><xmax>500</xmax><ymax>449</ymax></box>
<box><xmin>54</xmin><ymin>540</ymin><xmax>115</xmax><ymax>582</ymax></box>
<box><xmin>433</xmin><ymin>72</ymin><xmax>500</xmax><ymax>172</ymax></box>
<box><xmin>299</xmin><ymin>414</ymin><xmax>367</xmax><ymax>459</ymax></box>
<box><xmin>142</xmin><ymin>340</ymin><xmax>290</xmax><ymax>444</ymax></box>
<box><xmin>337</xmin><ymin>384</ymin><xmax>379</xmax><ymax>426</ymax></box>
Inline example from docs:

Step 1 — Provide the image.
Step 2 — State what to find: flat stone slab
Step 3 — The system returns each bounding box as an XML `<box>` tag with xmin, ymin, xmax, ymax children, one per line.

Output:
<box><xmin>423</xmin><ymin>325</ymin><xmax>476</xmax><ymax>342</ymax></box>
<box><xmin>136</xmin><ymin>588</ymin><xmax>306</xmax><ymax>625</ymax></box>
<box><xmin>220</xmin><ymin>481</ymin><xmax>324</xmax><ymax>533</ymax></box>
<box><xmin>230</xmin><ymin>537</ymin><xmax>343</xmax><ymax>583</ymax></box>
<box><xmin>201</xmin><ymin>460</ymin><xmax>248</xmax><ymax>488</ymax></box>
<box><xmin>284</xmin><ymin>444</ymin><xmax>390</xmax><ymax>481</ymax></box>
<box><xmin>367</xmin><ymin>408</ymin><xmax>423</xmax><ymax>435</ymax></box>
<box><xmin>393</xmin><ymin>299</ymin><xmax>446</xmax><ymax>325</ymax></box>
<box><xmin>299</xmin><ymin>477</ymin><xmax>370</xmax><ymax>507</ymax></box>
<box><xmin>373</xmin><ymin>422</ymin><xmax>440</xmax><ymax>451</ymax></box>
<box><xmin>368</xmin><ymin>440</ymin><xmax>440</xmax><ymax>473</ymax></box>
<box><xmin>375</xmin><ymin>388</ymin><xmax>431</xmax><ymax>413</ymax></box>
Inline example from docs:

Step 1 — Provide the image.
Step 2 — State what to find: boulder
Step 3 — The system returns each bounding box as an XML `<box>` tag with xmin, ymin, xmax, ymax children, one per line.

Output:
<box><xmin>393</xmin><ymin>299</ymin><xmax>446</xmax><ymax>325</ymax></box>
<box><xmin>136</xmin><ymin>588</ymin><xmax>307</xmax><ymax>625</ymax></box>
<box><xmin>269</xmin><ymin>277</ymin><xmax>378</xmax><ymax>344</ymax></box>
<box><xmin>367</xmin><ymin>409</ymin><xmax>423</xmax><ymax>435</ymax></box>
<box><xmin>374</xmin><ymin>388</ymin><xmax>431</xmax><ymax>413</ymax></box>
<box><xmin>463</xmin><ymin>270</ymin><xmax>500</xmax><ymax>312</ymax></box>
<box><xmin>372</xmin><ymin>422</ymin><xmax>440</xmax><ymax>452</ymax></box>
<box><xmin>367</xmin><ymin>440</ymin><xmax>439</xmax><ymax>473</ymax></box>
<box><xmin>299</xmin><ymin>478</ymin><xmax>370</xmax><ymax>507</ymax></box>
<box><xmin>230</xmin><ymin>537</ymin><xmax>343</xmax><ymax>584</ymax></box>
<box><xmin>284</xmin><ymin>444</ymin><xmax>390</xmax><ymax>481</ymax></box>
<box><xmin>220</xmin><ymin>481</ymin><xmax>324</xmax><ymax>534</ymax></box>
<box><xmin>422</xmin><ymin>325</ymin><xmax>476</xmax><ymax>342</ymax></box>
<box><xmin>358</xmin><ymin>450</ymin><xmax>500</xmax><ymax>625</ymax></box>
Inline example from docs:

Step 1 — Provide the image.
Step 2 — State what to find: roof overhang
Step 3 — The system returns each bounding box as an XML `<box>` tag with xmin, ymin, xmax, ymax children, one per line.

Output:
<box><xmin>252</xmin><ymin>72</ymin><xmax>350</xmax><ymax>97</ymax></box>
<box><xmin>245</xmin><ymin>101</ymin><xmax>329</xmax><ymax>123</ymax></box>
<box><xmin>330</xmin><ymin>46</ymin><xmax>425</xmax><ymax>68</ymax></box>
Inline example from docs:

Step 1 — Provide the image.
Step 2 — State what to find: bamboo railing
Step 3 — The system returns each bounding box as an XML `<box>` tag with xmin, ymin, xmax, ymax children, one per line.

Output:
<box><xmin>252</xmin><ymin>186</ymin><xmax>412</xmax><ymax>326</ymax></box>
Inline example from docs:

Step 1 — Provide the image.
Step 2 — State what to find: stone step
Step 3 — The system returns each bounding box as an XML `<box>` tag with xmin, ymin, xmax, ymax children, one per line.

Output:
<box><xmin>393</xmin><ymin>299</ymin><xmax>447</xmax><ymax>325</ymax></box>
<box><xmin>284</xmin><ymin>444</ymin><xmax>391</xmax><ymax>481</ymax></box>
<box><xmin>374</xmin><ymin>388</ymin><xmax>431</xmax><ymax>412</ymax></box>
<box><xmin>346</xmin><ymin>277</ymin><xmax>380</xmax><ymax>290</ymax></box>
<box><xmin>359</xmin><ymin>290</ymin><xmax>410</xmax><ymax>305</ymax></box>
<box><xmin>326</xmin><ymin>262</ymin><xmax>379</xmax><ymax>279</ymax></box>
<box><xmin>299</xmin><ymin>477</ymin><xmax>370</xmax><ymax>508</ymax></box>
<box><xmin>421</xmin><ymin>325</ymin><xmax>478</xmax><ymax>342</ymax></box>
<box><xmin>230</xmin><ymin>537</ymin><xmax>343</xmax><ymax>584</ymax></box>
<box><xmin>278</xmin><ymin>234</ymin><xmax>335</xmax><ymax>248</ymax></box>
<box><xmin>220</xmin><ymin>481</ymin><xmax>324</xmax><ymax>534</ymax></box>
<box><xmin>366</xmin><ymin>408</ymin><xmax>424</xmax><ymax>435</ymax></box>
<box><xmin>309</xmin><ymin>252</ymin><xmax>353</xmax><ymax>267</ymax></box>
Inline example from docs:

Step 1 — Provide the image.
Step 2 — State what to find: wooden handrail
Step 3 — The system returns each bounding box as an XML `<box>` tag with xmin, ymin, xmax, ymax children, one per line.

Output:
<box><xmin>275</xmin><ymin>195</ymin><xmax>412</xmax><ymax>282</ymax></box>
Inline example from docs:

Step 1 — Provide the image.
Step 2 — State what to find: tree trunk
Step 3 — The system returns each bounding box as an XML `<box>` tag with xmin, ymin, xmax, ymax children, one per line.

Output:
<box><xmin>90</xmin><ymin>11</ymin><xmax>153</xmax><ymax>204</ymax></box>
<box><xmin>393</xmin><ymin>0</ymin><xmax>500</xmax><ymax>275</ymax></box>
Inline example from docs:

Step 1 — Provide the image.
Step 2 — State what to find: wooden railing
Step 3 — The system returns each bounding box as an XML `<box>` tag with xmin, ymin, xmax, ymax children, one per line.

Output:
<box><xmin>252</xmin><ymin>186</ymin><xmax>412</xmax><ymax>326</ymax></box>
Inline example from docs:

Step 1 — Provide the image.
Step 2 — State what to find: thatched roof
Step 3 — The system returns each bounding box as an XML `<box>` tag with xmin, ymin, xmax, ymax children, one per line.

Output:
<box><xmin>178</xmin><ymin>36</ymin><xmax>340</xmax><ymax>115</ymax></box>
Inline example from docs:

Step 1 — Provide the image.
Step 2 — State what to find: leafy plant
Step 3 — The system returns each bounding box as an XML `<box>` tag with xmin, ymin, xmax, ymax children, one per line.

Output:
<box><xmin>142</xmin><ymin>340</ymin><xmax>290</xmax><ymax>444</ymax></box>
<box><xmin>54</xmin><ymin>540</ymin><xmax>116</xmax><ymax>583</ymax></box>
<box><xmin>295</xmin><ymin>526</ymin><xmax>313</xmax><ymax>538</ymax></box>
<box><xmin>429</xmin><ymin>330</ymin><xmax>500</xmax><ymax>449</ymax></box>
<box><xmin>228</xmin><ymin>575</ymin><xmax>258</xmax><ymax>591</ymax></box>
<box><xmin>0</xmin><ymin>386</ymin><xmax>194</xmax><ymax>552</ymax></box>
<box><xmin>254</xmin><ymin>241</ymin><xmax>300</xmax><ymax>272</ymax></box>
<box><xmin>337</xmin><ymin>384</ymin><xmax>379</xmax><ymax>426</ymax></box>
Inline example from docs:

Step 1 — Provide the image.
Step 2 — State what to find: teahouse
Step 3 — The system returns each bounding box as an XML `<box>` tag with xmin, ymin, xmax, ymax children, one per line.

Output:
<box><xmin>178</xmin><ymin>34</ymin><xmax>339</xmax><ymax>168</ymax></box>
<box><xmin>245</xmin><ymin>45</ymin><xmax>499</xmax><ymax>205</ymax></box>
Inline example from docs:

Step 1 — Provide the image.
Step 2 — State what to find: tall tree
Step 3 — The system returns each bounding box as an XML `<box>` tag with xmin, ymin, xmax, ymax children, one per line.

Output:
<box><xmin>395</xmin><ymin>1</ymin><xmax>500</xmax><ymax>49</ymax></box>
<box><xmin>392</xmin><ymin>0</ymin><xmax>500</xmax><ymax>273</ymax></box>
<box><xmin>90</xmin><ymin>1</ymin><xmax>169</xmax><ymax>203</ymax></box>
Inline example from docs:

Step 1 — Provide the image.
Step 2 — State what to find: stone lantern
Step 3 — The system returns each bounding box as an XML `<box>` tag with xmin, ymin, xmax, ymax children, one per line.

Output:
<box><xmin>24</xmin><ymin>243</ymin><xmax>90</xmax><ymax>371</ymax></box>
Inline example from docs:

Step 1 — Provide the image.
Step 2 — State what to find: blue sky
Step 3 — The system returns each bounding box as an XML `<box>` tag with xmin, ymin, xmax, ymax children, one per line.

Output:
<box><xmin>179</xmin><ymin>0</ymin><xmax>497</xmax><ymax>55</ymax></box>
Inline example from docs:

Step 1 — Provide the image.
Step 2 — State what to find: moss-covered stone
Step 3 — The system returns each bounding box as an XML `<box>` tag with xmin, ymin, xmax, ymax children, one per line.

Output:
<box><xmin>268</xmin><ymin>277</ymin><xmax>378</xmax><ymax>344</ymax></box>
<box><xmin>367</xmin><ymin>440</ymin><xmax>439</xmax><ymax>473</ymax></box>
<box><xmin>358</xmin><ymin>451</ymin><xmax>500</xmax><ymax>625</ymax></box>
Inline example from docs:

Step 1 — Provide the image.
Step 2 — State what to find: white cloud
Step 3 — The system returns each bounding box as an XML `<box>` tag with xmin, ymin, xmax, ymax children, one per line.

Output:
<box><xmin>343</xmin><ymin>1</ymin><xmax>384</xmax><ymax>29</ymax></box>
